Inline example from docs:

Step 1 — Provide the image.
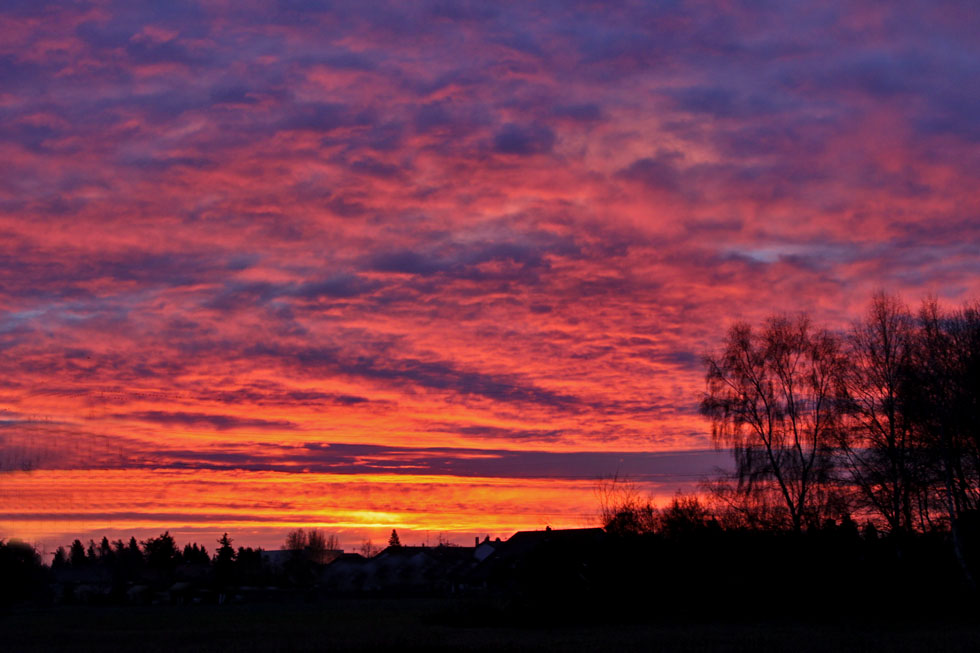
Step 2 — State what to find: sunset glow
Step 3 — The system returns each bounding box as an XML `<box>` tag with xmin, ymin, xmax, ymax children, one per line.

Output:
<box><xmin>2</xmin><ymin>1</ymin><xmax>979</xmax><ymax>553</ymax></box>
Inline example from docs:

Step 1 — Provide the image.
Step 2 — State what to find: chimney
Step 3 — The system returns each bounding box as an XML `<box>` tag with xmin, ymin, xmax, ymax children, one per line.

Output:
<box><xmin>475</xmin><ymin>537</ymin><xmax>479</xmax><ymax>547</ymax></box>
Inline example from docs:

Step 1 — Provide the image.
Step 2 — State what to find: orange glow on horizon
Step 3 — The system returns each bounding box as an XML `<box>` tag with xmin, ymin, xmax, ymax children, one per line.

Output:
<box><xmin>0</xmin><ymin>468</ymin><xmax>698</xmax><ymax>552</ymax></box>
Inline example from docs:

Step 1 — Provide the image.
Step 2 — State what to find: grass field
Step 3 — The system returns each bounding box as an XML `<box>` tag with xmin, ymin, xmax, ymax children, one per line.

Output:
<box><xmin>4</xmin><ymin>599</ymin><xmax>980</xmax><ymax>652</ymax></box>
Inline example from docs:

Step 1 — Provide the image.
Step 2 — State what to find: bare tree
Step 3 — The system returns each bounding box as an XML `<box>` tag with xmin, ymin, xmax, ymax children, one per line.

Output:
<box><xmin>701</xmin><ymin>315</ymin><xmax>849</xmax><ymax>532</ymax></box>
<box><xmin>839</xmin><ymin>293</ymin><xmax>928</xmax><ymax>534</ymax></box>
<box><xmin>595</xmin><ymin>473</ymin><xmax>657</xmax><ymax>535</ymax></box>
<box><xmin>657</xmin><ymin>493</ymin><xmax>713</xmax><ymax>537</ymax></box>
<box><xmin>908</xmin><ymin>299</ymin><xmax>980</xmax><ymax>587</ymax></box>
<box><xmin>359</xmin><ymin>539</ymin><xmax>381</xmax><ymax>558</ymax></box>
<box><xmin>435</xmin><ymin>533</ymin><xmax>457</xmax><ymax>547</ymax></box>
<box><xmin>703</xmin><ymin>478</ymin><xmax>793</xmax><ymax>531</ymax></box>
<box><xmin>305</xmin><ymin>529</ymin><xmax>340</xmax><ymax>564</ymax></box>
<box><xmin>285</xmin><ymin>529</ymin><xmax>307</xmax><ymax>552</ymax></box>
<box><xmin>284</xmin><ymin>528</ymin><xmax>340</xmax><ymax>564</ymax></box>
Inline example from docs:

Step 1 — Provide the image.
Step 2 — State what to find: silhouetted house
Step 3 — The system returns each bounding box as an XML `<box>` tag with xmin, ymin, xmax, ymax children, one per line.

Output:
<box><xmin>474</xmin><ymin>536</ymin><xmax>501</xmax><ymax>562</ymax></box>
<box><xmin>262</xmin><ymin>549</ymin><xmax>293</xmax><ymax>569</ymax></box>
<box><xmin>51</xmin><ymin>566</ymin><xmax>113</xmax><ymax>603</ymax></box>
<box><xmin>375</xmin><ymin>545</ymin><xmax>477</xmax><ymax>594</ymax></box>
<box><xmin>330</xmin><ymin>552</ymin><xmax>366</xmax><ymax>564</ymax></box>
<box><xmin>167</xmin><ymin>581</ymin><xmax>195</xmax><ymax>605</ymax></box>
<box><xmin>264</xmin><ymin>548</ymin><xmax>343</xmax><ymax>569</ymax></box>
<box><xmin>175</xmin><ymin>560</ymin><xmax>210</xmax><ymax>583</ymax></box>
<box><xmin>312</xmin><ymin>549</ymin><xmax>345</xmax><ymax>565</ymax></box>
<box><xmin>261</xmin><ymin>549</ymin><xmax>293</xmax><ymax>569</ymax></box>
<box><xmin>465</xmin><ymin>527</ymin><xmax>607</xmax><ymax>596</ymax></box>
<box><xmin>318</xmin><ymin>553</ymin><xmax>368</xmax><ymax>593</ymax></box>
<box><xmin>126</xmin><ymin>584</ymin><xmax>152</xmax><ymax>604</ymax></box>
<box><xmin>320</xmin><ymin>545</ymin><xmax>478</xmax><ymax>595</ymax></box>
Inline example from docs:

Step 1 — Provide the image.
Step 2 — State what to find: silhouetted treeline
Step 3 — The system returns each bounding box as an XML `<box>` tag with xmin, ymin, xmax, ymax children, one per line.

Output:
<box><xmin>2</xmin><ymin>520</ymin><xmax>978</xmax><ymax>621</ymax></box>
<box><xmin>4</xmin><ymin>532</ymin><xmax>271</xmax><ymax>605</ymax></box>
<box><xmin>0</xmin><ymin>528</ymin><xmax>362</xmax><ymax>607</ymax></box>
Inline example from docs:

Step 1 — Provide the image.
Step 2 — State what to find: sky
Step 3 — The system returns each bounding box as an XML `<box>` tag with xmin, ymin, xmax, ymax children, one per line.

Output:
<box><xmin>1</xmin><ymin>0</ymin><xmax>979</xmax><ymax>555</ymax></box>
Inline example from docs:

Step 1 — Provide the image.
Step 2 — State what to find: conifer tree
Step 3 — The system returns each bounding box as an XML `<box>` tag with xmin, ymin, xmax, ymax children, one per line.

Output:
<box><xmin>215</xmin><ymin>533</ymin><xmax>235</xmax><ymax>566</ymax></box>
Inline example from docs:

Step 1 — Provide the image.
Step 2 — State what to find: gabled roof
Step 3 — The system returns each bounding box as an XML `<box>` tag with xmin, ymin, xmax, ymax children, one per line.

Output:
<box><xmin>465</xmin><ymin>528</ymin><xmax>607</xmax><ymax>582</ymax></box>
<box><xmin>375</xmin><ymin>545</ymin><xmax>476</xmax><ymax>563</ymax></box>
<box><xmin>500</xmin><ymin>527</ymin><xmax>606</xmax><ymax>554</ymax></box>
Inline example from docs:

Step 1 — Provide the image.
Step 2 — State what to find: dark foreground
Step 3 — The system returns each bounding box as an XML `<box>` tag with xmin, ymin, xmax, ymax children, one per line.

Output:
<box><xmin>4</xmin><ymin>599</ymin><xmax>980</xmax><ymax>653</ymax></box>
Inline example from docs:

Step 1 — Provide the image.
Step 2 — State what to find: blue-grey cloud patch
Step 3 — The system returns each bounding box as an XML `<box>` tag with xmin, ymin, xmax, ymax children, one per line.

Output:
<box><xmin>144</xmin><ymin>441</ymin><xmax>730</xmax><ymax>481</ymax></box>
<box><xmin>340</xmin><ymin>355</ymin><xmax>579</xmax><ymax>409</ymax></box>
<box><xmin>551</xmin><ymin>103</ymin><xmax>603</xmax><ymax>123</ymax></box>
<box><xmin>204</xmin><ymin>273</ymin><xmax>380</xmax><ymax>311</ymax></box>
<box><xmin>671</xmin><ymin>85</ymin><xmax>785</xmax><ymax>120</ymax></box>
<box><xmin>192</xmin><ymin>384</ymin><xmax>371</xmax><ymax>408</ymax></box>
<box><xmin>244</xmin><ymin>342</ymin><xmax>582</xmax><ymax>410</ymax></box>
<box><xmin>453</xmin><ymin>425</ymin><xmax>565</xmax><ymax>442</ymax></box>
<box><xmin>0</xmin><ymin>249</ymin><xmax>252</xmax><ymax>305</ymax></box>
<box><xmin>125</xmin><ymin>35</ymin><xmax>202</xmax><ymax>66</ymax></box>
<box><xmin>209</xmin><ymin>85</ymin><xmax>262</xmax><ymax>105</ymax></box>
<box><xmin>278</xmin><ymin>102</ymin><xmax>375</xmax><ymax>134</ymax></box>
<box><xmin>413</xmin><ymin>102</ymin><xmax>454</xmax><ymax>133</ymax></box>
<box><xmin>616</xmin><ymin>151</ymin><xmax>685</xmax><ymax>195</ymax></box>
<box><xmin>368</xmin><ymin>250</ymin><xmax>443</xmax><ymax>275</ymax></box>
<box><xmin>347</xmin><ymin>157</ymin><xmax>406</xmax><ymax>179</ymax></box>
<box><xmin>492</xmin><ymin>123</ymin><xmax>556</xmax><ymax>155</ymax></box>
<box><xmin>365</xmin><ymin>235</ymin><xmax>581</xmax><ymax>283</ymax></box>
<box><xmin>294</xmin><ymin>274</ymin><xmax>381</xmax><ymax>300</ymax></box>
<box><xmin>113</xmin><ymin>411</ymin><xmax>298</xmax><ymax>431</ymax></box>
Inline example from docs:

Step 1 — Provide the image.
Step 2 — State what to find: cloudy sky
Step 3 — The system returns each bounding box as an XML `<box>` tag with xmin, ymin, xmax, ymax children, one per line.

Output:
<box><xmin>2</xmin><ymin>0</ymin><xmax>978</xmax><ymax>552</ymax></box>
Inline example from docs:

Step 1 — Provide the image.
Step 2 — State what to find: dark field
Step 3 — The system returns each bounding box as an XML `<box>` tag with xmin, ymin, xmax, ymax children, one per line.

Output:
<box><xmin>4</xmin><ymin>600</ymin><xmax>980</xmax><ymax>653</ymax></box>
